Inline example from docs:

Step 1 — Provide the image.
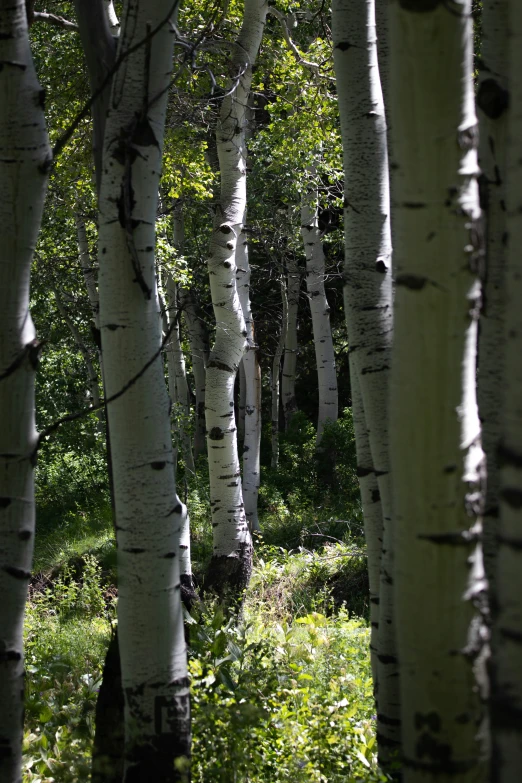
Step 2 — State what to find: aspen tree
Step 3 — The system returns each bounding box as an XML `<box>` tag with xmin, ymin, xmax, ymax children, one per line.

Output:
<box><xmin>204</xmin><ymin>0</ymin><xmax>267</xmax><ymax>591</ymax></box>
<box><xmin>490</xmin><ymin>1</ymin><xmax>522</xmax><ymax>777</ymax></box>
<box><xmin>281</xmin><ymin>255</ymin><xmax>300</xmax><ymax>429</ymax></box>
<box><xmin>300</xmin><ymin>167</ymin><xmax>338</xmax><ymax>442</ymax></box>
<box><xmin>476</xmin><ymin>0</ymin><xmax>509</xmax><ymax>590</ymax></box>
<box><xmin>95</xmin><ymin>0</ymin><xmax>190</xmax><ymax>776</ymax></box>
<box><xmin>388</xmin><ymin>1</ymin><xmax>488</xmax><ymax>779</ymax></box>
<box><xmin>236</xmin><ymin>229</ymin><xmax>262</xmax><ymax>531</ymax></box>
<box><xmin>0</xmin><ymin>2</ymin><xmax>51</xmax><ymax>781</ymax></box>
<box><xmin>332</xmin><ymin>0</ymin><xmax>397</xmax><ymax>763</ymax></box>
<box><xmin>179</xmin><ymin>286</ymin><xmax>209</xmax><ymax>458</ymax></box>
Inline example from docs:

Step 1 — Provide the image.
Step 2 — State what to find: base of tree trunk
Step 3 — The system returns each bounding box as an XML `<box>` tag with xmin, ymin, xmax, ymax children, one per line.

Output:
<box><xmin>203</xmin><ymin>545</ymin><xmax>253</xmax><ymax>597</ymax></box>
<box><xmin>91</xmin><ymin>631</ymin><xmax>124</xmax><ymax>783</ymax></box>
<box><xmin>180</xmin><ymin>573</ymin><xmax>199</xmax><ymax>611</ymax></box>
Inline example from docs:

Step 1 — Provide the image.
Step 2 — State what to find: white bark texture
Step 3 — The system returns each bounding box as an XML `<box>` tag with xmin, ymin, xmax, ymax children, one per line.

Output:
<box><xmin>332</xmin><ymin>0</ymin><xmax>397</xmax><ymax>761</ymax></box>
<box><xmin>388</xmin><ymin>2</ymin><xmax>488</xmax><ymax>780</ymax></box>
<box><xmin>300</xmin><ymin>169</ymin><xmax>338</xmax><ymax>442</ymax></box>
<box><xmin>97</xmin><ymin>1</ymin><xmax>189</xmax><ymax>777</ymax></box>
<box><xmin>204</xmin><ymin>0</ymin><xmax>267</xmax><ymax>590</ymax></box>
<box><xmin>238</xmin><ymin>357</ymin><xmax>246</xmax><ymax>443</ymax></box>
<box><xmin>281</xmin><ymin>255</ymin><xmax>300</xmax><ymax>429</ymax></box>
<box><xmin>0</xmin><ymin>3</ymin><xmax>51</xmax><ymax>781</ymax></box>
<box><xmin>179</xmin><ymin>286</ymin><xmax>208</xmax><ymax>457</ymax></box>
<box><xmin>476</xmin><ymin>0</ymin><xmax>509</xmax><ymax>591</ymax></box>
<box><xmin>350</xmin><ymin>372</ymin><xmax>382</xmax><ymax>689</ymax></box>
<box><xmin>491</xmin><ymin>2</ymin><xmax>522</xmax><ymax>776</ymax></box>
<box><xmin>271</xmin><ymin>275</ymin><xmax>289</xmax><ymax>470</ymax></box>
<box><xmin>103</xmin><ymin>0</ymin><xmax>121</xmax><ymax>36</ymax></box>
<box><xmin>236</xmin><ymin>230</ymin><xmax>262</xmax><ymax>531</ymax></box>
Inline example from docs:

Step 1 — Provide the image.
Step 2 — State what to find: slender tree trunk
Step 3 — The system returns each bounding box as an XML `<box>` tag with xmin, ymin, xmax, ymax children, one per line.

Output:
<box><xmin>271</xmin><ymin>275</ymin><xmax>288</xmax><ymax>470</ymax></box>
<box><xmin>96</xmin><ymin>1</ymin><xmax>190</xmax><ymax>777</ymax></box>
<box><xmin>490</xmin><ymin>3</ymin><xmax>522</xmax><ymax>777</ymax></box>
<box><xmin>237</xmin><ymin>229</ymin><xmax>262</xmax><ymax>532</ymax></box>
<box><xmin>281</xmin><ymin>255</ymin><xmax>300</xmax><ymax>429</ymax></box>
<box><xmin>238</xmin><ymin>358</ymin><xmax>246</xmax><ymax>444</ymax></box>
<box><xmin>204</xmin><ymin>0</ymin><xmax>267</xmax><ymax>593</ymax></box>
<box><xmin>179</xmin><ymin>287</ymin><xmax>208</xmax><ymax>458</ymax></box>
<box><xmin>0</xmin><ymin>3</ymin><xmax>51</xmax><ymax>781</ymax></box>
<box><xmin>351</xmin><ymin>373</ymin><xmax>382</xmax><ymax>691</ymax></box>
<box><xmin>300</xmin><ymin>167</ymin><xmax>338</xmax><ymax>442</ymax></box>
<box><xmin>476</xmin><ymin>0</ymin><xmax>509</xmax><ymax>593</ymax></box>
<box><xmin>163</xmin><ymin>246</ymin><xmax>195</xmax><ymax>477</ymax></box>
<box><xmin>332</xmin><ymin>0</ymin><xmax>398</xmax><ymax>764</ymax></box>
<box><xmin>388</xmin><ymin>2</ymin><xmax>488</xmax><ymax>780</ymax></box>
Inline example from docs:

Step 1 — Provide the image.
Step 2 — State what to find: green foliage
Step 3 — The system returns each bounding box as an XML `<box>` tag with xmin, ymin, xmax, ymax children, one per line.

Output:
<box><xmin>259</xmin><ymin>409</ymin><xmax>362</xmax><ymax>545</ymax></box>
<box><xmin>189</xmin><ymin>603</ymin><xmax>383</xmax><ymax>782</ymax></box>
<box><xmin>23</xmin><ymin>558</ymin><xmax>111</xmax><ymax>782</ymax></box>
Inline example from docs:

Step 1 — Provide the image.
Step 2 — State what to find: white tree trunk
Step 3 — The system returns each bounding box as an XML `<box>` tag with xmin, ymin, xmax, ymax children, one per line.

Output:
<box><xmin>238</xmin><ymin>357</ymin><xmax>246</xmax><ymax>444</ymax></box>
<box><xmin>271</xmin><ymin>275</ymin><xmax>288</xmax><ymax>470</ymax></box>
<box><xmin>301</xmin><ymin>168</ymin><xmax>338</xmax><ymax>443</ymax></box>
<box><xmin>179</xmin><ymin>286</ymin><xmax>208</xmax><ymax>458</ymax></box>
<box><xmin>332</xmin><ymin>0</ymin><xmax>397</xmax><ymax>762</ymax></box>
<box><xmin>281</xmin><ymin>255</ymin><xmax>300</xmax><ymax>429</ymax></box>
<box><xmin>476</xmin><ymin>0</ymin><xmax>509</xmax><ymax>591</ymax></box>
<box><xmin>351</xmin><ymin>373</ymin><xmax>382</xmax><ymax>690</ymax></box>
<box><xmin>237</xmin><ymin>229</ymin><xmax>262</xmax><ymax>531</ymax></box>
<box><xmin>388</xmin><ymin>2</ymin><xmax>488</xmax><ymax>780</ymax></box>
<box><xmin>0</xmin><ymin>3</ymin><xmax>51</xmax><ymax>781</ymax></box>
<box><xmin>96</xmin><ymin>1</ymin><xmax>189</xmax><ymax>776</ymax></box>
<box><xmin>204</xmin><ymin>0</ymin><xmax>267</xmax><ymax>592</ymax></box>
<box><xmin>490</xmin><ymin>2</ymin><xmax>522</xmax><ymax>776</ymax></box>
<box><xmin>103</xmin><ymin>0</ymin><xmax>120</xmax><ymax>36</ymax></box>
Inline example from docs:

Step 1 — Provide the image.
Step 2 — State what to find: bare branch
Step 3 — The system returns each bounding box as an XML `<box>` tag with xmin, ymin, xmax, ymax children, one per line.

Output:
<box><xmin>32</xmin><ymin>11</ymin><xmax>79</xmax><ymax>31</ymax></box>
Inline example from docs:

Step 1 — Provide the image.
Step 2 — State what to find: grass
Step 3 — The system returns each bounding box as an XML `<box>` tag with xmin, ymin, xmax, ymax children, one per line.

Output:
<box><xmin>22</xmin><ymin>409</ymin><xmax>386</xmax><ymax>782</ymax></box>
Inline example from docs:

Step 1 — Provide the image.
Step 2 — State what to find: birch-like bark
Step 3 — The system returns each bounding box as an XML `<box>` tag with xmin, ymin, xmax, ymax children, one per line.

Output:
<box><xmin>271</xmin><ymin>275</ymin><xmax>288</xmax><ymax>470</ymax></box>
<box><xmin>281</xmin><ymin>255</ymin><xmax>300</xmax><ymax>429</ymax></box>
<box><xmin>301</xmin><ymin>169</ymin><xmax>338</xmax><ymax>443</ymax></box>
<box><xmin>388</xmin><ymin>2</ymin><xmax>488</xmax><ymax>780</ymax></box>
<box><xmin>0</xmin><ymin>3</ymin><xmax>51</xmax><ymax>781</ymax></box>
<box><xmin>179</xmin><ymin>286</ymin><xmax>208</xmax><ymax>458</ymax></box>
<box><xmin>73</xmin><ymin>0</ymin><xmax>116</xmax><ymax>191</ymax></box>
<box><xmin>351</xmin><ymin>372</ymin><xmax>382</xmax><ymax>691</ymax></box>
<box><xmin>103</xmin><ymin>0</ymin><xmax>120</xmax><ymax>36</ymax></box>
<box><xmin>237</xmin><ymin>229</ymin><xmax>262</xmax><ymax>531</ymax></box>
<box><xmin>96</xmin><ymin>1</ymin><xmax>189</xmax><ymax>776</ymax></box>
<box><xmin>204</xmin><ymin>0</ymin><xmax>267</xmax><ymax>592</ymax></box>
<box><xmin>238</xmin><ymin>358</ymin><xmax>246</xmax><ymax>444</ymax></box>
<box><xmin>490</xmin><ymin>3</ymin><xmax>522</xmax><ymax>776</ymax></box>
<box><xmin>332</xmin><ymin>0</ymin><xmax>397</xmax><ymax>762</ymax></box>
<box><xmin>476</xmin><ymin>0</ymin><xmax>509</xmax><ymax>592</ymax></box>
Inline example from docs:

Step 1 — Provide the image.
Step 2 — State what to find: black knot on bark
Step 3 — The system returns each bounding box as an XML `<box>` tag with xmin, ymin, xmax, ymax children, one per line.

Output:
<box><xmin>219</xmin><ymin>224</ymin><xmax>233</xmax><ymax>234</ymax></box>
<box><xmin>477</xmin><ymin>78</ymin><xmax>509</xmax><ymax>120</ymax></box>
<box><xmin>209</xmin><ymin>427</ymin><xmax>225</xmax><ymax>440</ymax></box>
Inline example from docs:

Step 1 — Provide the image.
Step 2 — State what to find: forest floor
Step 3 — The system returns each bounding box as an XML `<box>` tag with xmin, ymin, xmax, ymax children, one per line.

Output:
<box><xmin>23</xmin><ymin>412</ymin><xmax>389</xmax><ymax>782</ymax></box>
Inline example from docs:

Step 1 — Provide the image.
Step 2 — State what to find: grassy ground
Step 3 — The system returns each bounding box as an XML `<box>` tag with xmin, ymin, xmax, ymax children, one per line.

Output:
<box><xmin>23</xmin><ymin>411</ymin><xmax>387</xmax><ymax>782</ymax></box>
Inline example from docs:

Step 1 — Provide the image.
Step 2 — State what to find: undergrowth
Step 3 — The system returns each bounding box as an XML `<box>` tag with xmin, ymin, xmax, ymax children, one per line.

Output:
<box><xmin>23</xmin><ymin>408</ymin><xmax>383</xmax><ymax>782</ymax></box>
